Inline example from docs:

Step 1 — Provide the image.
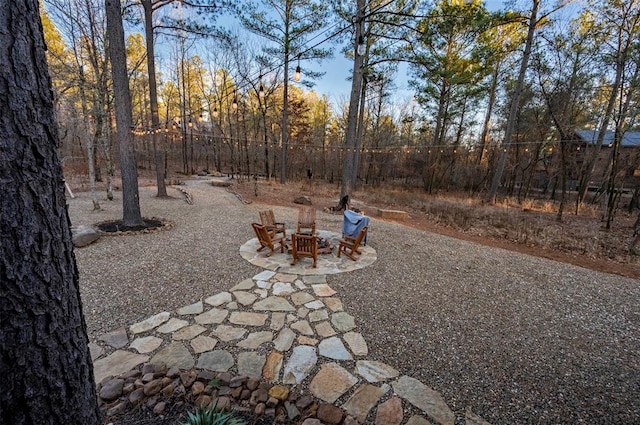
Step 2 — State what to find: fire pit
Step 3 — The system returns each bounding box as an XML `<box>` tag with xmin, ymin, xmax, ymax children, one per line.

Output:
<box><xmin>316</xmin><ymin>237</ymin><xmax>334</xmax><ymax>254</ymax></box>
<box><xmin>286</xmin><ymin>235</ymin><xmax>334</xmax><ymax>255</ymax></box>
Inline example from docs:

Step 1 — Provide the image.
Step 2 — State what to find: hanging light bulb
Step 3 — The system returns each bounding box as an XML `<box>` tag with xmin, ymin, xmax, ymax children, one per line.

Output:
<box><xmin>293</xmin><ymin>65</ymin><xmax>301</xmax><ymax>82</ymax></box>
<box><xmin>259</xmin><ymin>83</ymin><xmax>265</xmax><ymax>98</ymax></box>
<box><xmin>232</xmin><ymin>92</ymin><xmax>238</xmax><ymax>111</ymax></box>
<box><xmin>357</xmin><ymin>35</ymin><xmax>366</xmax><ymax>56</ymax></box>
<box><xmin>212</xmin><ymin>107</ymin><xmax>219</xmax><ymax>118</ymax></box>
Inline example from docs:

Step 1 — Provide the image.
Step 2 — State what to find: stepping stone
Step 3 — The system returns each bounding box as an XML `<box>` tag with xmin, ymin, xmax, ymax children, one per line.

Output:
<box><xmin>172</xmin><ymin>324</ymin><xmax>206</xmax><ymax>341</ymax></box>
<box><xmin>99</xmin><ymin>327</ymin><xmax>129</xmax><ymax>349</ymax></box>
<box><xmin>318</xmin><ymin>337</ymin><xmax>352</xmax><ymax>360</ymax></box>
<box><xmin>297</xmin><ymin>307</ymin><xmax>310</xmax><ymax>318</ymax></box>
<box><xmin>376</xmin><ymin>397</ymin><xmax>403</xmax><ymax>425</ymax></box>
<box><xmin>294</xmin><ymin>279</ymin><xmax>307</xmax><ymax>289</ymax></box>
<box><xmin>237</xmin><ymin>352</ymin><xmax>266</xmax><ymax>379</ymax></box>
<box><xmin>93</xmin><ymin>350</ymin><xmax>149</xmax><ymax>384</ymax></box>
<box><xmin>331</xmin><ymin>312</ymin><xmax>356</xmax><ymax>332</ymax></box>
<box><xmin>344</xmin><ymin>332</ymin><xmax>368</xmax><ymax>356</ymax></box>
<box><xmin>229</xmin><ymin>312</ymin><xmax>268</xmax><ymax>326</ymax></box>
<box><xmin>233</xmin><ymin>291</ymin><xmax>257</xmax><ymax>306</ymax></box>
<box><xmin>231</xmin><ymin>278</ymin><xmax>255</xmax><ymax>291</ymax></box>
<box><xmin>303</xmin><ymin>275</ymin><xmax>326</xmax><ymax>284</ymax></box>
<box><xmin>273</xmin><ymin>282</ymin><xmax>295</xmax><ymax>296</ymax></box>
<box><xmin>312</xmin><ymin>284</ymin><xmax>336</xmax><ymax>297</ymax></box>
<box><xmin>253</xmin><ymin>270</ymin><xmax>276</xmax><ymax>281</ymax></box>
<box><xmin>308</xmin><ymin>309</ymin><xmax>328</xmax><ymax>323</ymax></box>
<box><xmin>392</xmin><ymin>376</ymin><xmax>454</xmax><ymax>425</ymax></box>
<box><xmin>298</xmin><ymin>336</ymin><xmax>318</xmax><ymax>346</ymax></box>
<box><xmin>291</xmin><ymin>292</ymin><xmax>315</xmax><ymax>306</ymax></box>
<box><xmin>256</xmin><ymin>280</ymin><xmax>272</xmax><ymax>289</ymax></box>
<box><xmin>197</xmin><ymin>350</ymin><xmax>234</xmax><ymax>372</ymax></box>
<box><xmin>88</xmin><ymin>342</ymin><xmax>104</xmax><ymax>361</ymax></box>
<box><xmin>237</xmin><ymin>331</ymin><xmax>273</xmax><ymax>349</ymax></box>
<box><xmin>304</xmin><ymin>300</ymin><xmax>325</xmax><ymax>310</ymax></box>
<box><xmin>191</xmin><ymin>335</ymin><xmax>217</xmax><ymax>354</ymax></box>
<box><xmin>323</xmin><ymin>297</ymin><xmax>344</xmax><ymax>312</ymax></box>
<box><xmin>283</xmin><ymin>345</ymin><xmax>317</xmax><ymax>384</ymax></box>
<box><xmin>309</xmin><ymin>363</ymin><xmax>358</xmax><ymax>403</ymax></box>
<box><xmin>270</xmin><ymin>312</ymin><xmax>286</xmax><ymax>331</ymax></box>
<box><xmin>150</xmin><ymin>342</ymin><xmax>194</xmax><ymax>370</ymax></box>
<box><xmin>130</xmin><ymin>312</ymin><xmax>170</xmax><ymax>334</ymax></box>
<box><xmin>195</xmin><ymin>308</ymin><xmax>228</xmax><ymax>325</ymax></box>
<box><xmin>263</xmin><ymin>352</ymin><xmax>284</xmax><ymax>381</ymax></box>
<box><xmin>177</xmin><ymin>301</ymin><xmax>203</xmax><ymax>315</ymax></box>
<box><xmin>254</xmin><ymin>296</ymin><xmax>295</xmax><ymax>312</ymax></box>
<box><xmin>274</xmin><ymin>273</ymin><xmax>296</xmax><ymax>282</ymax></box>
<box><xmin>356</xmin><ymin>360</ymin><xmax>399</xmax><ymax>383</ymax></box>
<box><xmin>315</xmin><ymin>322</ymin><xmax>336</xmax><ymax>338</ymax></box>
<box><xmin>130</xmin><ymin>336</ymin><xmax>163</xmax><ymax>354</ymax></box>
<box><xmin>342</xmin><ymin>384</ymin><xmax>386</xmax><ymax>423</ymax></box>
<box><xmin>205</xmin><ymin>292</ymin><xmax>232</xmax><ymax>306</ymax></box>
<box><xmin>157</xmin><ymin>318</ymin><xmax>189</xmax><ymax>333</ymax></box>
<box><xmin>227</xmin><ymin>301</ymin><xmax>238</xmax><ymax>310</ymax></box>
<box><xmin>273</xmin><ymin>328</ymin><xmax>296</xmax><ymax>351</ymax></box>
<box><xmin>212</xmin><ymin>325</ymin><xmax>247</xmax><ymax>342</ymax></box>
<box><xmin>291</xmin><ymin>320</ymin><xmax>314</xmax><ymax>336</ymax></box>
<box><xmin>254</xmin><ymin>288</ymin><xmax>268</xmax><ymax>298</ymax></box>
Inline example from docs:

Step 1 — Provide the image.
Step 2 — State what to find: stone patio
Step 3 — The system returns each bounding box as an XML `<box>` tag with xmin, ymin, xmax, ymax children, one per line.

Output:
<box><xmin>91</xmin><ymin>237</ymin><xmax>487</xmax><ymax>424</ymax></box>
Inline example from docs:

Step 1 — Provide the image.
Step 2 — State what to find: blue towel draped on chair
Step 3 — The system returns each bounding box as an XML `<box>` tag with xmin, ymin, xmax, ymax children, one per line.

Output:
<box><xmin>342</xmin><ymin>210</ymin><xmax>369</xmax><ymax>243</ymax></box>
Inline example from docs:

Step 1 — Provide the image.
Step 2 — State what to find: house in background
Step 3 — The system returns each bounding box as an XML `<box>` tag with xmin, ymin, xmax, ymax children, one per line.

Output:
<box><xmin>573</xmin><ymin>129</ymin><xmax>640</xmax><ymax>190</ymax></box>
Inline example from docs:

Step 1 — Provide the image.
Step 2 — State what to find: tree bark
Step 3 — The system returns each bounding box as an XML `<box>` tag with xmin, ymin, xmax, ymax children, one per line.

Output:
<box><xmin>142</xmin><ymin>0</ymin><xmax>168</xmax><ymax>197</ymax></box>
<box><xmin>341</xmin><ymin>0</ymin><xmax>366</xmax><ymax>199</ymax></box>
<box><xmin>486</xmin><ymin>0</ymin><xmax>539</xmax><ymax>203</ymax></box>
<box><xmin>106</xmin><ymin>0</ymin><xmax>144</xmax><ymax>226</ymax></box>
<box><xmin>0</xmin><ymin>0</ymin><xmax>101</xmax><ymax>423</ymax></box>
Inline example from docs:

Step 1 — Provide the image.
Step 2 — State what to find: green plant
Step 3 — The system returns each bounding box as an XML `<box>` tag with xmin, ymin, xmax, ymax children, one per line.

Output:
<box><xmin>208</xmin><ymin>377</ymin><xmax>222</xmax><ymax>389</ymax></box>
<box><xmin>181</xmin><ymin>405</ymin><xmax>246</xmax><ymax>425</ymax></box>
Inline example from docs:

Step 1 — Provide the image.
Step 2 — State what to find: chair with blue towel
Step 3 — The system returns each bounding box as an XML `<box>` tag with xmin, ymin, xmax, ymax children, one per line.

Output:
<box><xmin>342</xmin><ymin>209</ymin><xmax>369</xmax><ymax>244</ymax></box>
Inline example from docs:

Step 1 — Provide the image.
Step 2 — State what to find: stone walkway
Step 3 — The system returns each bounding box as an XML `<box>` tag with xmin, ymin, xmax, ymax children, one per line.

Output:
<box><xmin>91</xmin><ymin>238</ymin><xmax>489</xmax><ymax>424</ymax></box>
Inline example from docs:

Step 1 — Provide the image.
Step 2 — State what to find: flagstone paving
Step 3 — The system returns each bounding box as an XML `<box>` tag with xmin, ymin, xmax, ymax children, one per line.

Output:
<box><xmin>91</xmin><ymin>237</ymin><xmax>488</xmax><ymax>424</ymax></box>
<box><xmin>239</xmin><ymin>230</ymin><xmax>377</xmax><ymax>275</ymax></box>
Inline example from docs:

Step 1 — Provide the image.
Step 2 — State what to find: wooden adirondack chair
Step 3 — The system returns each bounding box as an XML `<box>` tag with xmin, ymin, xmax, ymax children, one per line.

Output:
<box><xmin>337</xmin><ymin>226</ymin><xmax>367</xmax><ymax>261</ymax></box>
<box><xmin>290</xmin><ymin>233</ymin><xmax>318</xmax><ymax>268</ymax></box>
<box><xmin>297</xmin><ymin>206</ymin><xmax>316</xmax><ymax>235</ymax></box>
<box><xmin>259</xmin><ymin>210</ymin><xmax>286</xmax><ymax>238</ymax></box>
<box><xmin>251</xmin><ymin>222</ymin><xmax>285</xmax><ymax>256</ymax></box>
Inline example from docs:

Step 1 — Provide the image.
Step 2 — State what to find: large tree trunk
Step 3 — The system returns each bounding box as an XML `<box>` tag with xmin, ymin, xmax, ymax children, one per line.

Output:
<box><xmin>0</xmin><ymin>1</ymin><xmax>101</xmax><ymax>423</ymax></box>
<box><xmin>340</xmin><ymin>0</ymin><xmax>366</xmax><ymax>199</ymax></box>
<box><xmin>106</xmin><ymin>0</ymin><xmax>143</xmax><ymax>226</ymax></box>
<box><xmin>142</xmin><ymin>0</ymin><xmax>168</xmax><ymax>197</ymax></box>
<box><xmin>486</xmin><ymin>0</ymin><xmax>539</xmax><ymax>202</ymax></box>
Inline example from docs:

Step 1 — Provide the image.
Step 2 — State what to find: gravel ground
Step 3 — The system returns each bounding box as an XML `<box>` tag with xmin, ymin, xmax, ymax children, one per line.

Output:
<box><xmin>69</xmin><ymin>179</ymin><xmax>640</xmax><ymax>424</ymax></box>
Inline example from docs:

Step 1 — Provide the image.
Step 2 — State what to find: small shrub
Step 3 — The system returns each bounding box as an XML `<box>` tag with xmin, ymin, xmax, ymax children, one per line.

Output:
<box><xmin>181</xmin><ymin>406</ymin><xmax>246</xmax><ymax>425</ymax></box>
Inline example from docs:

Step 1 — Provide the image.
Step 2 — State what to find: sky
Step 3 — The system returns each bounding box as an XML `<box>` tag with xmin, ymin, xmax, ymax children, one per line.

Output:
<box><xmin>310</xmin><ymin>0</ymin><xmax>509</xmax><ymax>106</ymax></box>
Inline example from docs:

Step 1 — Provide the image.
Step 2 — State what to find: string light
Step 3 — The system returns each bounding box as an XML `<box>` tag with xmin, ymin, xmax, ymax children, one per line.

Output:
<box><xmin>293</xmin><ymin>64</ymin><xmax>301</xmax><ymax>82</ymax></box>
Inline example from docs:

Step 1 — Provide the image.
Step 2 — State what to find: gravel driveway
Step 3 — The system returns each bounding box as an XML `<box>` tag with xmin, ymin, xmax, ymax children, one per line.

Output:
<box><xmin>69</xmin><ymin>179</ymin><xmax>640</xmax><ymax>424</ymax></box>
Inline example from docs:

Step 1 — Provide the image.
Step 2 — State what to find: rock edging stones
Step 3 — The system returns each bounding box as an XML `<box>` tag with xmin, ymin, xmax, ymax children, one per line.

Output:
<box><xmin>96</xmin><ymin>362</ymin><xmax>339</xmax><ymax>423</ymax></box>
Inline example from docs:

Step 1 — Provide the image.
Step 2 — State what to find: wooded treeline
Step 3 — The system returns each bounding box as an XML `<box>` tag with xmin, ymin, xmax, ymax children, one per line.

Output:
<box><xmin>43</xmin><ymin>0</ymin><xmax>639</xmax><ymax>222</ymax></box>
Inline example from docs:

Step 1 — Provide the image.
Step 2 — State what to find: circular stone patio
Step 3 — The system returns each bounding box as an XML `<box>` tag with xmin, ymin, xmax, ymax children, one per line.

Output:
<box><xmin>239</xmin><ymin>229</ymin><xmax>377</xmax><ymax>275</ymax></box>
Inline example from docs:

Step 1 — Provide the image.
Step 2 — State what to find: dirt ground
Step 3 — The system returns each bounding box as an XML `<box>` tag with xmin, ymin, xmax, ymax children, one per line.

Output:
<box><xmin>229</xmin><ymin>178</ymin><xmax>640</xmax><ymax>280</ymax></box>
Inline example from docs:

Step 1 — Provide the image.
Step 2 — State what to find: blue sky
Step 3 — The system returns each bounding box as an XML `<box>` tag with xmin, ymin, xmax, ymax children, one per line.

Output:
<box><xmin>309</xmin><ymin>0</ymin><xmax>509</xmax><ymax>105</ymax></box>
